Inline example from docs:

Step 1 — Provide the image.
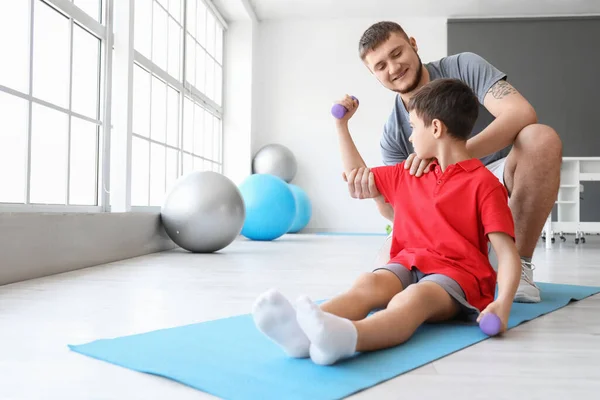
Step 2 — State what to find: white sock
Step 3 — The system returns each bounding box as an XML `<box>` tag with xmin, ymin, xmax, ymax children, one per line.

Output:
<box><xmin>295</xmin><ymin>295</ymin><xmax>358</xmax><ymax>365</ymax></box>
<box><xmin>252</xmin><ymin>289</ymin><xmax>310</xmax><ymax>358</ymax></box>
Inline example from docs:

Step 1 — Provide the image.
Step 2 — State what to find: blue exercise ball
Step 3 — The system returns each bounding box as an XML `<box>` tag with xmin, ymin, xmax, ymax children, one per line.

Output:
<box><xmin>238</xmin><ymin>174</ymin><xmax>296</xmax><ymax>241</ymax></box>
<box><xmin>288</xmin><ymin>184</ymin><xmax>312</xmax><ymax>233</ymax></box>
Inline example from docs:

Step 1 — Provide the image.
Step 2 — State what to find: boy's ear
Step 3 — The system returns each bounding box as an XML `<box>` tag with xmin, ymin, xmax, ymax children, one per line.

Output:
<box><xmin>432</xmin><ymin>119</ymin><xmax>443</xmax><ymax>139</ymax></box>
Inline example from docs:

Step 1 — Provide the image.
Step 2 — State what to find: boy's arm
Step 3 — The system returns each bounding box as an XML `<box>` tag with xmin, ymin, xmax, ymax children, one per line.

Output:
<box><xmin>476</xmin><ymin>184</ymin><xmax>519</xmax><ymax>332</ymax></box>
<box><xmin>335</xmin><ymin>96</ymin><xmax>383</xmax><ymax>201</ymax></box>
<box><xmin>334</xmin><ymin>96</ymin><xmax>395</xmax><ymax>216</ymax></box>
<box><xmin>336</xmin><ymin>122</ymin><xmax>368</xmax><ymax>174</ymax></box>
<box><xmin>489</xmin><ymin>232</ymin><xmax>521</xmax><ymax>303</ymax></box>
<box><xmin>478</xmin><ymin>232</ymin><xmax>521</xmax><ymax>331</ymax></box>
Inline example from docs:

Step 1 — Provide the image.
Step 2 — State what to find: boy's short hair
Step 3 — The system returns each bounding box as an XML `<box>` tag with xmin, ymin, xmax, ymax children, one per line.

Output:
<box><xmin>359</xmin><ymin>21</ymin><xmax>409</xmax><ymax>60</ymax></box>
<box><xmin>407</xmin><ymin>78</ymin><xmax>480</xmax><ymax>140</ymax></box>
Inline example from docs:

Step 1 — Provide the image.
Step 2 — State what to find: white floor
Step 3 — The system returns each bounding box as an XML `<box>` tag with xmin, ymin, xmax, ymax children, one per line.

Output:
<box><xmin>1</xmin><ymin>234</ymin><xmax>600</xmax><ymax>399</ymax></box>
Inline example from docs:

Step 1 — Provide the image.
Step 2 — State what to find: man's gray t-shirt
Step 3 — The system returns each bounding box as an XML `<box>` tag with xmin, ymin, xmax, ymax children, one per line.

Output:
<box><xmin>380</xmin><ymin>52</ymin><xmax>511</xmax><ymax>166</ymax></box>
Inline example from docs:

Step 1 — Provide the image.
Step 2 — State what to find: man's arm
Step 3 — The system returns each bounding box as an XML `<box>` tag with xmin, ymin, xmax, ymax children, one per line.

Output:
<box><xmin>467</xmin><ymin>79</ymin><xmax>537</xmax><ymax>160</ymax></box>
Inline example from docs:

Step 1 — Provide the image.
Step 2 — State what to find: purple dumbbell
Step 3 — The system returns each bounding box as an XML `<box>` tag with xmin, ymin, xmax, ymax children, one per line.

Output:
<box><xmin>331</xmin><ymin>96</ymin><xmax>359</xmax><ymax>119</ymax></box>
<box><xmin>479</xmin><ymin>312</ymin><xmax>502</xmax><ymax>336</ymax></box>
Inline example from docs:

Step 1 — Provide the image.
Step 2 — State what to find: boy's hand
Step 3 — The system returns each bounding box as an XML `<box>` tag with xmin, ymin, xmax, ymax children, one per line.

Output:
<box><xmin>333</xmin><ymin>95</ymin><xmax>359</xmax><ymax>124</ymax></box>
<box><xmin>344</xmin><ymin>167</ymin><xmax>380</xmax><ymax>199</ymax></box>
<box><xmin>405</xmin><ymin>153</ymin><xmax>434</xmax><ymax>177</ymax></box>
<box><xmin>477</xmin><ymin>299</ymin><xmax>512</xmax><ymax>333</ymax></box>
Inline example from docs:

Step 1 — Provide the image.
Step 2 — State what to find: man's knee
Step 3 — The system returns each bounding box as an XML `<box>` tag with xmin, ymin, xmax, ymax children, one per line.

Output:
<box><xmin>373</xmin><ymin>234</ymin><xmax>393</xmax><ymax>269</ymax></box>
<box><xmin>517</xmin><ymin>124</ymin><xmax>563</xmax><ymax>161</ymax></box>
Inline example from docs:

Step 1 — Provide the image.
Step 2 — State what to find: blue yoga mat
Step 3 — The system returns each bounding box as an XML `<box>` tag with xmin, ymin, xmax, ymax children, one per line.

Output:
<box><xmin>70</xmin><ymin>282</ymin><xmax>599</xmax><ymax>400</ymax></box>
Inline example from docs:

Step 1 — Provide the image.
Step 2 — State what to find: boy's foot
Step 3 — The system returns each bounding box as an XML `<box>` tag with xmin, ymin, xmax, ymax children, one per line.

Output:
<box><xmin>252</xmin><ymin>289</ymin><xmax>310</xmax><ymax>358</ymax></box>
<box><xmin>514</xmin><ymin>260</ymin><xmax>541</xmax><ymax>303</ymax></box>
<box><xmin>295</xmin><ymin>295</ymin><xmax>357</xmax><ymax>365</ymax></box>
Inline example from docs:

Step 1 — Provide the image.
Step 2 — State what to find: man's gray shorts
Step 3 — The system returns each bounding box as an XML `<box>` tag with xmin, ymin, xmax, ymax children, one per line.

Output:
<box><xmin>374</xmin><ymin>263</ymin><xmax>480</xmax><ymax>321</ymax></box>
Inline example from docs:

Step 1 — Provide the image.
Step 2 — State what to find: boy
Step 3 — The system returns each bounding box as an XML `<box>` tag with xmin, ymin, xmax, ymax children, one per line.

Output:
<box><xmin>252</xmin><ymin>79</ymin><xmax>522</xmax><ymax>366</ymax></box>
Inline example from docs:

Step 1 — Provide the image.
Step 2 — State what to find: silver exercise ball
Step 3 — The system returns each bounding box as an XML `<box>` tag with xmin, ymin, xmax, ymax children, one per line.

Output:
<box><xmin>161</xmin><ymin>171</ymin><xmax>245</xmax><ymax>253</ymax></box>
<box><xmin>252</xmin><ymin>144</ymin><xmax>298</xmax><ymax>183</ymax></box>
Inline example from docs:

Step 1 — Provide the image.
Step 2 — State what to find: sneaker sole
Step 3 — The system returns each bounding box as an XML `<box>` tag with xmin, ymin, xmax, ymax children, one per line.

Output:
<box><xmin>514</xmin><ymin>295</ymin><xmax>541</xmax><ymax>303</ymax></box>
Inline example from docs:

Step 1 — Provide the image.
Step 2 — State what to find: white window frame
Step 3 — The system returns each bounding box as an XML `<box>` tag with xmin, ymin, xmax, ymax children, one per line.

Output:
<box><xmin>126</xmin><ymin>0</ymin><xmax>226</xmax><ymax>211</ymax></box>
<box><xmin>0</xmin><ymin>0</ymin><xmax>109</xmax><ymax>213</ymax></box>
<box><xmin>1</xmin><ymin>0</ymin><xmax>227</xmax><ymax>214</ymax></box>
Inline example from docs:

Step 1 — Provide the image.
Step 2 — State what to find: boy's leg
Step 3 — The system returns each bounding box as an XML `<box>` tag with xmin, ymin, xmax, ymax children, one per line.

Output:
<box><xmin>252</xmin><ymin>265</ymin><xmax>407</xmax><ymax>358</ymax></box>
<box><xmin>296</xmin><ymin>281</ymin><xmax>459</xmax><ymax>365</ymax></box>
<box><xmin>253</xmin><ymin>289</ymin><xmax>310</xmax><ymax>358</ymax></box>
<box><xmin>320</xmin><ymin>267</ymin><xmax>406</xmax><ymax>320</ymax></box>
<box><xmin>355</xmin><ymin>281</ymin><xmax>459</xmax><ymax>351</ymax></box>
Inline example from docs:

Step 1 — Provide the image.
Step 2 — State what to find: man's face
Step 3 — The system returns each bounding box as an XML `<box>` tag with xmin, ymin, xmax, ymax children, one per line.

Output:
<box><xmin>364</xmin><ymin>33</ymin><xmax>423</xmax><ymax>94</ymax></box>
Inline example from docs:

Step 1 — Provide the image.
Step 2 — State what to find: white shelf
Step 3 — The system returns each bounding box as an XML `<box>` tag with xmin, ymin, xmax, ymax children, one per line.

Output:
<box><xmin>546</xmin><ymin>157</ymin><xmax>600</xmax><ymax>248</ymax></box>
<box><xmin>563</xmin><ymin>157</ymin><xmax>600</xmax><ymax>161</ymax></box>
<box><xmin>580</xmin><ymin>173</ymin><xmax>600</xmax><ymax>181</ymax></box>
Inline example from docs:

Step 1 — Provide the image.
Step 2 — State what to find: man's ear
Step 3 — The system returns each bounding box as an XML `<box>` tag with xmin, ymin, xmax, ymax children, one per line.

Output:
<box><xmin>409</xmin><ymin>37</ymin><xmax>418</xmax><ymax>52</ymax></box>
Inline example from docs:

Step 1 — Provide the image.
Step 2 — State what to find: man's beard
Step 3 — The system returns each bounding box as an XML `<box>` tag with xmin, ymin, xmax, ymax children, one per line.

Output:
<box><xmin>395</xmin><ymin>53</ymin><xmax>423</xmax><ymax>95</ymax></box>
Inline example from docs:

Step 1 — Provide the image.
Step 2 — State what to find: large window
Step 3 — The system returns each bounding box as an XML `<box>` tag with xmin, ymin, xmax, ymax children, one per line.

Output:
<box><xmin>131</xmin><ymin>0</ymin><xmax>224</xmax><ymax>207</ymax></box>
<box><xmin>0</xmin><ymin>0</ymin><xmax>226</xmax><ymax>211</ymax></box>
<box><xmin>0</xmin><ymin>0</ymin><xmax>103</xmax><ymax>208</ymax></box>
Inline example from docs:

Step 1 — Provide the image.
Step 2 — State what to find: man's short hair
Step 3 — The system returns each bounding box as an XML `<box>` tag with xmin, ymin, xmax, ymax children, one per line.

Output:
<box><xmin>359</xmin><ymin>21</ymin><xmax>409</xmax><ymax>60</ymax></box>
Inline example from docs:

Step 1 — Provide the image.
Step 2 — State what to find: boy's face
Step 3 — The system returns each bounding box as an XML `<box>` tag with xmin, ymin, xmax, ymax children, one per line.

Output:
<box><xmin>408</xmin><ymin>112</ymin><xmax>437</xmax><ymax>160</ymax></box>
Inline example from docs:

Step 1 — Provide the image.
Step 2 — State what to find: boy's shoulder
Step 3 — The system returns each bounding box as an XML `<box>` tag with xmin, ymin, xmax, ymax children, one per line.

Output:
<box><xmin>448</xmin><ymin>158</ymin><xmax>506</xmax><ymax>194</ymax></box>
<box><xmin>468</xmin><ymin>161</ymin><xmax>508</xmax><ymax>198</ymax></box>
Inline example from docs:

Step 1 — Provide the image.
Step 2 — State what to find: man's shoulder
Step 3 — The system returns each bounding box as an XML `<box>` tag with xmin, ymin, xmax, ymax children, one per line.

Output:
<box><xmin>426</xmin><ymin>52</ymin><xmax>488</xmax><ymax>78</ymax></box>
<box><xmin>427</xmin><ymin>52</ymin><xmax>484</xmax><ymax>67</ymax></box>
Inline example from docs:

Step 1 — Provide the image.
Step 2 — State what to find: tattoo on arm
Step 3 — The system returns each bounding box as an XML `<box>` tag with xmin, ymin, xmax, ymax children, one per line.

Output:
<box><xmin>487</xmin><ymin>80</ymin><xmax>517</xmax><ymax>99</ymax></box>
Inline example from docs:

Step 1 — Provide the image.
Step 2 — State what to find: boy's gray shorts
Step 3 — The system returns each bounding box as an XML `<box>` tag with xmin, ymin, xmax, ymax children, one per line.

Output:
<box><xmin>374</xmin><ymin>263</ymin><xmax>480</xmax><ymax>321</ymax></box>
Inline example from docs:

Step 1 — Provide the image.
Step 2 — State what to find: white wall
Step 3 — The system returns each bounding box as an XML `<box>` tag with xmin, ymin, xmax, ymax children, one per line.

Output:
<box><xmin>223</xmin><ymin>20</ymin><xmax>257</xmax><ymax>185</ymax></box>
<box><xmin>253</xmin><ymin>18</ymin><xmax>447</xmax><ymax>233</ymax></box>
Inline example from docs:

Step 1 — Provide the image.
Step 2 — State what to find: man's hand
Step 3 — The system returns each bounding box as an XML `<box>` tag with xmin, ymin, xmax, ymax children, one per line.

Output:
<box><xmin>342</xmin><ymin>167</ymin><xmax>380</xmax><ymax>199</ymax></box>
<box><xmin>333</xmin><ymin>95</ymin><xmax>359</xmax><ymax>124</ymax></box>
<box><xmin>404</xmin><ymin>153</ymin><xmax>434</xmax><ymax>177</ymax></box>
<box><xmin>477</xmin><ymin>299</ymin><xmax>512</xmax><ymax>334</ymax></box>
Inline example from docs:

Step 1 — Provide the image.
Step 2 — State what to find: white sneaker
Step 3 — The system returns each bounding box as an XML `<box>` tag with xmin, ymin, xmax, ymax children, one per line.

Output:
<box><xmin>514</xmin><ymin>260</ymin><xmax>541</xmax><ymax>303</ymax></box>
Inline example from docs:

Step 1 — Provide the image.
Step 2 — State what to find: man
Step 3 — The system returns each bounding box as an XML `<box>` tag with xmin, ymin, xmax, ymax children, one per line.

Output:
<box><xmin>337</xmin><ymin>21</ymin><xmax>562</xmax><ymax>303</ymax></box>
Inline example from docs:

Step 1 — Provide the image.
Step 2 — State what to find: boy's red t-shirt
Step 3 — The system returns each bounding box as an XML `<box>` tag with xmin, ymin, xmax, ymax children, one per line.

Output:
<box><xmin>371</xmin><ymin>159</ymin><xmax>515</xmax><ymax>311</ymax></box>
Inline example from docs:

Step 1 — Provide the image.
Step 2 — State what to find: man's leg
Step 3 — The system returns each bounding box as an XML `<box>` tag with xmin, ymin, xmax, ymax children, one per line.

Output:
<box><xmin>503</xmin><ymin>123</ymin><xmax>563</xmax><ymax>302</ymax></box>
<box><xmin>373</xmin><ymin>233</ymin><xmax>393</xmax><ymax>269</ymax></box>
<box><xmin>295</xmin><ymin>281</ymin><xmax>459</xmax><ymax>365</ymax></box>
